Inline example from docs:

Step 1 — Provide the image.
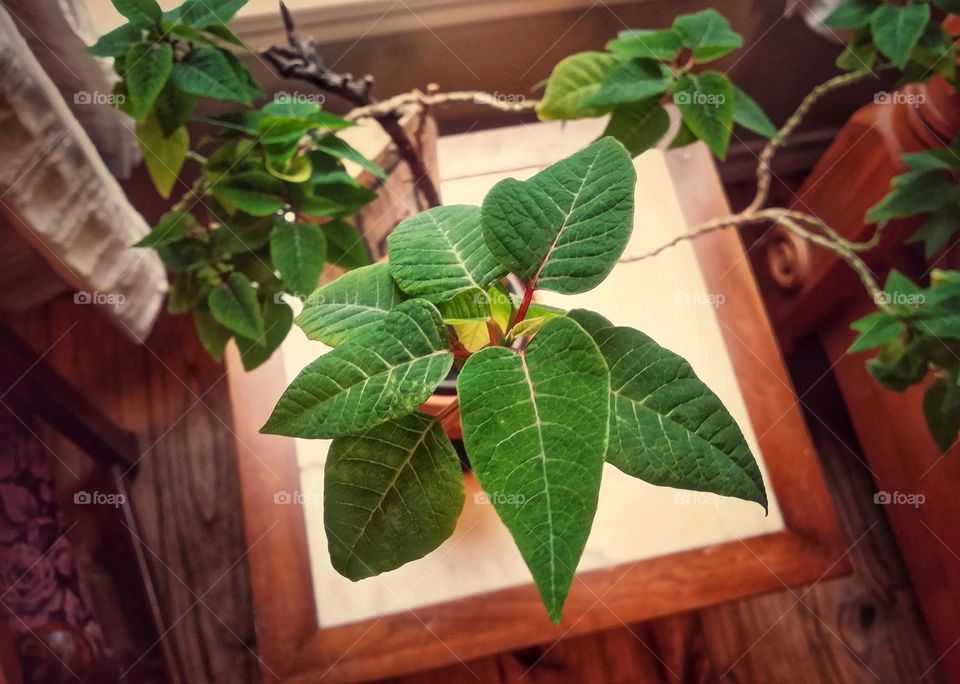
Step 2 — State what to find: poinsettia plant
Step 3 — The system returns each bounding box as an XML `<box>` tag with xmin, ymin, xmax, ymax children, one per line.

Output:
<box><xmin>261</xmin><ymin>138</ymin><xmax>767</xmax><ymax>621</ymax></box>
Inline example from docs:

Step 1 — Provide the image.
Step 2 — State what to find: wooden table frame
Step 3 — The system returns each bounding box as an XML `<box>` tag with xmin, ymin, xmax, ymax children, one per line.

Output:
<box><xmin>227</xmin><ymin>144</ymin><xmax>850</xmax><ymax>683</ymax></box>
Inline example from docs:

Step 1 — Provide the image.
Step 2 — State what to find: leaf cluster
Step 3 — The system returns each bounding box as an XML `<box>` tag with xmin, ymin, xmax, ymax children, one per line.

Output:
<box><xmin>262</xmin><ymin>138</ymin><xmax>767</xmax><ymax>622</ymax></box>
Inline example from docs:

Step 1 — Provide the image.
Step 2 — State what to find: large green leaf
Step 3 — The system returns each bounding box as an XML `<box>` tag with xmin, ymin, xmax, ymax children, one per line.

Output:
<box><xmin>208</xmin><ymin>273</ymin><xmax>265</xmax><ymax>340</ymax></box>
<box><xmin>314</xmin><ymin>136</ymin><xmax>386</xmax><ymax>180</ymax></box>
<box><xmin>325</xmin><ymin>412</ymin><xmax>464</xmax><ymax>580</ymax></box>
<box><xmin>135</xmin><ymin>115</ymin><xmax>187</xmax><ymax>199</ymax></box>
<box><xmin>388</xmin><ymin>205</ymin><xmax>507</xmax><ymax>304</ymax></box>
<box><xmin>824</xmin><ymin>0</ymin><xmax>879</xmax><ymax>29</ymax></box>
<box><xmin>587</xmin><ymin>59</ymin><xmax>673</xmax><ymax>108</ymax></box>
<box><xmin>263</xmin><ymin>299</ymin><xmax>453</xmax><ymax>438</ymax></box>
<box><xmin>270</xmin><ymin>221</ymin><xmax>326</xmax><ymax>295</ymax></box>
<box><xmin>163</xmin><ymin>0</ymin><xmax>246</xmax><ymax>28</ymax></box>
<box><xmin>235</xmin><ymin>299</ymin><xmax>294</xmax><ymax>370</ymax></box>
<box><xmin>870</xmin><ymin>3</ymin><xmax>930</xmax><ymax>69</ymax></box>
<box><xmin>673</xmin><ymin>9</ymin><xmax>743</xmax><ymax>62</ymax></box>
<box><xmin>867</xmin><ymin>170</ymin><xmax>958</xmax><ymax>223</ymax></box>
<box><xmin>602</xmin><ymin>99</ymin><xmax>670</xmax><ymax>157</ymax></box>
<box><xmin>481</xmin><ymin>138</ymin><xmax>636</xmax><ymax>294</ymax></box>
<box><xmin>124</xmin><ymin>42</ymin><xmax>173</xmax><ymax>120</ymax></box>
<box><xmin>536</xmin><ymin>52</ymin><xmax>618</xmax><ymax>120</ymax></box>
<box><xmin>295</xmin><ymin>262</ymin><xmax>404</xmax><ymax>346</ymax></box>
<box><xmin>606</xmin><ymin>29</ymin><xmax>683</xmax><ymax>61</ymax></box>
<box><xmin>171</xmin><ymin>47</ymin><xmax>257</xmax><ymax>104</ymax></box>
<box><xmin>112</xmin><ymin>0</ymin><xmax>161</xmax><ymax>26</ymax></box>
<box><xmin>594</xmin><ymin>326</ymin><xmax>767</xmax><ymax>509</ymax></box>
<box><xmin>458</xmin><ymin>317</ymin><xmax>609</xmax><ymax>623</ymax></box>
<box><xmin>89</xmin><ymin>23</ymin><xmax>143</xmax><ymax>57</ymax></box>
<box><xmin>567</xmin><ymin>308</ymin><xmax>613</xmax><ymax>337</ymax></box>
<box><xmin>674</xmin><ymin>72</ymin><xmax>735</xmax><ymax>160</ymax></box>
<box><xmin>323</xmin><ymin>220</ymin><xmax>370</xmax><ymax>270</ymax></box>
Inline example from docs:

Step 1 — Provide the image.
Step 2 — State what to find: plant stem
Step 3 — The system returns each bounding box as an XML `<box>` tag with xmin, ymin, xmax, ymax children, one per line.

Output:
<box><xmin>514</xmin><ymin>286</ymin><xmax>535</xmax><ymax>325</ymax></box>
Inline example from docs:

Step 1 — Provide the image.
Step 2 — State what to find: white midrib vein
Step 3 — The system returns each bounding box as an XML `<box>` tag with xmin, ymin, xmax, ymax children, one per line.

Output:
<box><xmin>519</xmin><ymin>350</ymin><xmax>556</xmax><ymax>606</ymax></box>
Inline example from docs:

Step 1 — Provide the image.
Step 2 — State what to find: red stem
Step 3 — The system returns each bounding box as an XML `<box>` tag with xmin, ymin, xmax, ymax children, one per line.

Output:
<box><xmin>514</xmin><ymin>286</ymin><xmax>535</xmax><ymax>325</ymax></box>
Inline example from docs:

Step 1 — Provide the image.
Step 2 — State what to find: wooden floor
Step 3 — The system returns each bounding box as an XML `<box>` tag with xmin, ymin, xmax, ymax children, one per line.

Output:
<box><xmin>2</xmin><ymin>293</ymin><xmax>944</xmax><ymax>683</ymax></box>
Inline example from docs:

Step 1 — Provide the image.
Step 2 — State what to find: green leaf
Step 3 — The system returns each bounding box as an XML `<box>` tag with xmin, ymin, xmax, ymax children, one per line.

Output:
<box><xmin>439</xmin><ymin>287</ymin><xmax>490</xmax><ymax>323</ymax></box>
<box><xmin>587</xmin><ymin>60</ymin><xmax>673</xmax><ymax>108</ymax></box>
<box><xmin>222</xmin><ymin>51</ymin><xmax>265</xmax><ymax>103</ymax></box>
<box><xmin>208</xmin><ymin>273</ymin><xmax>265</xmax><ymax>340</ymax></box>
<box><xmin>606</xmin><ymin>29</ymin><xmax>683</xmax><ymax>61</ymax></box>
<box><xmin>602</xmin><ymin>99</ymin><xmax>670</xmax><ymax>157</ymax></box>
<box><xmin>567</xmin><ymin>308</ymin><xmax>613</xmax><ymax>337</ymax></box>
<box><xmin>902</xmin><ymin>149</ymin><xmax>960</xmax><ymax>173</ymax></box>
<box><xmin>163</xmin><ymin>0</ymin><xmax>246</xmax><ymax>28</ymax></box>
<box><xmin>135</xmin><ymin>115</ymin><xmax>187</xmax><ymax>199</ymax></box>
<box><xmin>236</xmin><ymin>298</ymin><xmax>294</xmax><ymax>370</ymax></box>
<box><xmin>213</xmin><ymin>172</ymin><xmax>285</xmax><ymax>217</ymax></box>
<box><xmin>112</xmin><ymin>0</ymin><xmax>161</xmax><ymax>26</ymax></box>
<box><xmin>907</xmin><ymin>206</ymin><xmax>960</xmax><ymax>259</ymax></box>
<box><xmin>824</xmin><ymin>0</ymin><xmax>879</xmax><ymax>29</ymax></box>
<box><xmin>933</xmin><ymin>0</ymin><xmax>960</xmax><ymax>12</ymax></box>
<box><xmin>836</xmin><ymin>26</ymin><xmax>878</xmax><ymax>72</ymax></box>
<box><xmin>924</xmin><ymin>378</ymin><xmax>960</xmax><ymax>453</ymax></box>
<box><xmin>388</xmin><ymin>205</ymin><xmax>508</xmax><ymax>304</ymax></box>
<box><xmin>325</xmin><ymin>412</ymin><xmax>464</xmax><ymax>580</ymax></box>
<box><xmin>669</xmin><ymin>120</ymin><xmax>698</xmax><ymax>149</ymax></box>
<box><xmin>458</xmin><ymin>317</ymin><xmax>609</xmax><ymax>623</ymax></box>
<box><xmin>153</xmin><ymin>83</ymin><xmax>197</xmax><ymax>137</ymax></box>
<box><xmin>732</xmin><ymin>85</ymin><xmax>776</xmax><ymax>138</ymax></box>
<box><xmin>595</xmin><ymin>326</ymin><xmax>766</xmax><ymax>509</ymax></box>
<box><xmin>910</xmin><ymin>22</ymin><xmax>957</xmax><ymax>81</ymax></box>
<box><xmin>535</xmin><ymin>52</ymin><xmax>618</xmax><ymax>120</ymax></box>
<box><xmin>270</xmin><ymin>221</ymin><xmax>327</xmax><ymax>295</ymax></box>
<box><xmin>134</xmin><ymin>210</ymin><xmax>196</xmax><ymax>247</ymax></box>
<box><xmin>674</xmin><ymin>72</ymin><xmax>735</xmax><ymax>160</ymax></box>
<box><xmin>481</xmin><ymin>138</ymin><xmax>636</xmax><ymax>293</ymax></box>
<box><xmin>867</xmin><ymin>338</ymin><xmax>927</xmax><ymax>391</ymax></box>
<box><xmin>204</xmin><ymin>23</ymin><xmax>245</xmax><ymax>47</ymax></box>
<box><xmin>870</xmin><ymin>3</ymin><xmax>930</xmax><ymax>69</ymax></box>
<box><xmin>314</xmin><ymin>136</ymin><xmax>386</xmax><ymax>180</ymax></box>
<box><xmin>673</xmin><ymin>9</ymin><xmax>743</xmax><ymax>62</ymax></box>
<box><xmin>324</xmin><ymin>220</ymin><xmax>370</xmax><ymax>270</ymax></box>
<box><xmin>867</xmin><ymin>170</ymin><xmax>958</xmax><ymax>223</ymax></box>
<box><xmin>88</xmin><ymin>24</ymin><xmax>143</xmax><ymax>57</ymax></box>
<box><xmin>295</xmin><ymin>262</ymin><xmax>405</xmax><ymax>346</ymax></box>
<box><xmin>156</xmin><ymin>239</ymin><xmax>207</xmax><ymax>271</ymax></box>
<box><xmin>171</xmin><ymin>47</ymin><xmax>256</xmax><ymax>104</ymax></box>
<box><xmin>124</xmin><ymin>42</ymin><xmax>173</xmax><ymax>120</ymax></box>
<box><xmin>848</xmin><ymin>311</ymin><xmax>903</xmax><ymax>353</ymax></box>
<box><xmin>262</xmin><ymin>299</ymin><xmax>454</xmax><ymax>438</ymax></box>
<box><xmin>194</xmin><ymin>310</ymin><xmax>233</xmax><ymax>362</ymax></box>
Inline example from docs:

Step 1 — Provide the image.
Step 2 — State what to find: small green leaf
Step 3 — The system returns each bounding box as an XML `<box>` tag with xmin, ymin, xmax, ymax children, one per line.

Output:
<box><xmin>670</xmin><ymin>120</ymin><xmax>698</xmax><ymax>149</ymax></box>
<box><xmin>295</xmin><ymin>262</ymin><xmax>405</xmax><ymax>346</ymax></box>
<box><xmin>587</xmin><ymin>59</ymin><xmax>673</xmax><ymax>108</ymax></box>
<box><xmin>194</xmin><ymin>310</ymin><xmax>233</xmax><ymax>362</ymax></box>
<box><xmin>266</xmin><ymin>155</ymin><xmax>312</xmax><ymax>183</ymax></box>
<box><xmin>907</xmin><ymin>206</ymin><xmax>960</xmax><ymax>259</ymax></box>
<box><xmin>389</xmin><ymin>205</ymin><xmax>507</xmax><ymax>304</ymax></box>
<box><xmin>910</xmin><ymin>22</ymin><xmax>957</xmax><ymax>81</ymax></box>
<box><xmin>325</xmin><ymin>412</ymin><xmax>465</xmax><ymax>580</ymax></box>
<box><xmin>836</xmin><ymin>26</ymin><xmax>877</xmax><ymax>72</ymax></box>
<box><xmin>674</xmin><ymin>72</ymin><xmax>735</xmax><ymax>160</ymax></box>
<box><xmin>124</xmin><ymin>42</ymin><xmax>173</xmax><ymax>120</ymax></box>
<box><xmin>673</xmin><ymin>9</ymin><xmax>743</xmax><ymax>62</ymax></box>
<box><xmin>606</xmin><ymin>28</ymin><xmax>683</xmax><ymax>61</ymax></box>
<box><xmin>135</xmin><ymin>115</ymin><xmax>187</xmax><ymax>199</ymax></box>
<box><xmin>236</xmin><ymin>298</ymin><xmax>294</xmax><ymax>370</ymax></box>
<box><xmin>153</xmin><ymin>83</ymin><xmax>197</xmax><ymax>137</ymax></box>
<box><xmin>270</xmin><ymin>221</ymin><xmax>327</xmax><ymax>295</ymax></box>
<box><xmin>536</xmin><ymin>52</ymin><xmax>618</xmax><ymax>120</ymax></box>
<box><xmin>602</xmin><ymin>99</ymin><xmax>670</xmax><ymax>157</ymax></box>
<box><xmin>156</xmin><ymin>239</ymin><xmax>207</xmax><ymax>271</ymax></box>
<box><xmin>324</xmin><ymin>220</ymin><xmax>370</xmax><ymax>270</ymax></box>
<box><xmin>88</xmin><ymin>24</ymin><xmax>143</xmax><ymax>57</ymax></box>
<box><xmin>262</xmin><ymin>299</ymin><xmax>453</xmax><ymax>439</ymax></box>
<box><xmin>870</xmin><ymin>3</ymin><xmax>930</xmax><ymax>69</ymax></box>
<box><xmin>213</xmin><ymin>172</ymin><xmax>285</xmax><ymax>217</ymax></box>
<box><xmin>824</xmin><ymin>0</ymin><xmax>879</xmax><ymax>29</ymax></box>
<box><xmin>171</xmin><ymin>47</ymin><xmax>256</xmax><ymax>105</ymax></box>
<box><xmin>924</xmin><ymin>378</ymin><xmax>960</xmax><ymax>453</ymax></box>
<box><xmin>112</xmin><ymin>0</ymin><xmax>161</xmax><ymax>26</ymax></box>
<box><xmin>163</xmin><ymin>0</ymin><xmax>246</xmax><ymax>28</ymax></box>
<box><xmin>135</xmin><ymin>210</ymin><xmax>196</xmax><ymax>247</ymax></box>
<box><xmin>459</xmin><ymin>317</ymin><xmax>609</xmax><ymax>623</ymax></box>
<box><xmin>481</xmin><ymin>138</ymin><xmax>636</xmax><ymax>293</ymax></box>
<box><xmin>902</xmin><ymin>149</ymin><xmax>960</xmax><ymax>173</ymax></box>
<box><xmin>208</xmin><ymin>273</ymin><xmax>265</xmax><ymax>340</ymax></box>
<box><xmin>867</xmin><ymin>170</ymin><xmax>958</xmax><ymax>223</ymax></box>
<box><xmin>848</xmin><ymin>311</ymin><xmax>903</xmax><ymax>352</ymax></box>
<box><xmin>314</xmin><ymin>136</ymin><xmax>386</xmax><ymax>180</ymax></box>
<box><xmin>595</xmin><ymin>326</ymin><xmax>766</xmax><ymax>509</ymax></box>
<box><xmin>440</xmin><ymin>287</ymin><xmax>490</xmax><ymax>323</ymax></box>
<box><xmin>732</xmin><ymin>85</ymin><xmax>776</xmax><ymax>138</ymax></box>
